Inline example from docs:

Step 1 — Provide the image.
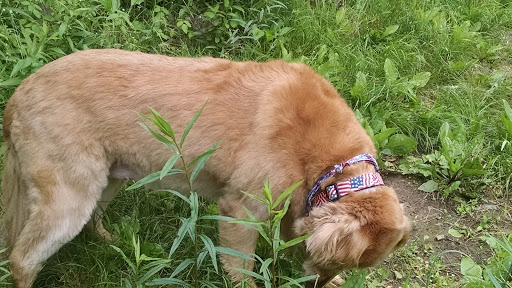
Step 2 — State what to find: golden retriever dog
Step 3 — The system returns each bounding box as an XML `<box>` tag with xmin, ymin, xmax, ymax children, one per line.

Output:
<box><xmin>2</xmin><ymin>49</ymin><xmax>410</xmax><ymax>288</ymax></box>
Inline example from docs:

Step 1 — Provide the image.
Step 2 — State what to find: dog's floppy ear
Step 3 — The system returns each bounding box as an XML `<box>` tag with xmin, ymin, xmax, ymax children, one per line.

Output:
<box><xmin>296</xmin><ymin>214</ymin><xmax>369</xmax><ymax>270</ymax></box>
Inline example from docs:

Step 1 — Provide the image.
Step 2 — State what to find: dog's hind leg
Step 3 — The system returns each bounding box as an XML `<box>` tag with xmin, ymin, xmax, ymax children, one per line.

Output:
<box><xmin>217</xmin><ymin>196</ymin><xmax>266</xmax><ymax>287</ymax></box>
<box><xmin>86</xmin><ymin>178</ymin><xmax>125</xmax><ymax>240</ymax></box>
<box><xmin>8</xmin><ymin>165</ymin><xmax>108</xmax><ymax>288</ymax></box>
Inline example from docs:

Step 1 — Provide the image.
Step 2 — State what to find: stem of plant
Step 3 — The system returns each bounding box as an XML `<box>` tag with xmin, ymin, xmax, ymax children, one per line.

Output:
<box><xmin>172</xmin><ymin>140</ymin><xmax>198</xmax><ymax>284</ymax></box>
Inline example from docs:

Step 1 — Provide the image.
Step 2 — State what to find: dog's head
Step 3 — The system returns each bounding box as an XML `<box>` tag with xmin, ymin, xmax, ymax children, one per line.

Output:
<box><xmin>295</xmin><ymin>185</ymin><xmax>410</xmax><ymax>286</ymax></box>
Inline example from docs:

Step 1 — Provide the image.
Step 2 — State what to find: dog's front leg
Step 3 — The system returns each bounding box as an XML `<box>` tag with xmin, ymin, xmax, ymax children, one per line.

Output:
<box><xmin>217</xmin><ymin>196</ymin><xmax>264</xmax><ymax>287</ymax></box>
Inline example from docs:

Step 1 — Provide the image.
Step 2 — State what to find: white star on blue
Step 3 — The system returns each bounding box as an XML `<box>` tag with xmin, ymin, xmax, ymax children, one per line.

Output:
<box><xmin>350</xmin><ymin>176</ymin><xmax>364</xmax><ymax>188</ymax></box>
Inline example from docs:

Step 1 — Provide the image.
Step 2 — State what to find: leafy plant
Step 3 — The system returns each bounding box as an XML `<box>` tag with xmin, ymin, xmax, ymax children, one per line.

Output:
<box><xmin>0</xmin><ymin>248</ymin><xmax>12</xmax><ymax>286</ymax></box>
<box><xmin>110</xmin><ymin>104</ymin><xmax>314</xmax><ymax>287</ymax></box>
<box><xmin>399</xmin><ymin>120</ymin><xmax>486</xmax><ymax>197</ymax></box>
<box><xmin>354</xmin><ymin>109</ymin><xmax>417</xmax><ymax>158</ymax></box>
<box><xmin>462</xmin><ymin>234</ymin><xmax>512</xmax><ymax>288</ymax></box>
<box><xmin>383</xmin><ymin>58</ymin><xmax>431</xmax><ymax>102</ymax></box>
<box><xmin>500</xmin><ymin>100</ymin><xmax>512</xmax><ymax>151</ymax></box>
<box><xmin>110</xmin><ymin>103</ymin><xmax>224</xmax><ymax>287</ymax></box>
<box><xmin>170</xmin><ymin>0</ymin><xmax>291</xmax><ymax>52</ymax></box>
<box><xmin>231</xmin><ymin>181</ymin><xmax>314</xmax><ymax>287</ymax></box>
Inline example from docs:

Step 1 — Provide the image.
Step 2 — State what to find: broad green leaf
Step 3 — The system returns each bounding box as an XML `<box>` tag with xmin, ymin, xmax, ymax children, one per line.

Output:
<box><xmin>160</xmin><ymin>154</ymin><xmax>181</xmax><ymax>180</ymax></box>
<box><xmin>385</xmin><ymin>134</ymin><xmax>417</xmax><ymax>156</ymax></box>
<box><xmin>439</xmin><ymin>122</ymin><xmax>450</xmax><ymax>146</ymax></box>
<box><xmin>10</xmin><ymin>58</ymin><xmax>32</xmax><ymax>78</ymax></box>
<box><xmin>449</xmin><ymin>228</ymin><xmax>463</xmax><ymax>238</ymax></box>
<box><xmin>461</xmin><ymin>158</ymin><xmax>486</xmax><ymax>176</ymax></box>
<box><xmin>382</xmin><ymin>24</ymin><xmax>399</xmax><ymax>38</ymax></box>
<box><xmin>251</xmin><ymin>27</ymin><xmax>265</xmax><ymax>39</ymax></box>
<box><xmin>130</xmin><ymin>0</ymin><xmax>144</xmax><ymax>7</ymax></box>
<box><xmin>502</xmin><ymin>100</ymin><xmax>512</xmax><ymax>135</ymax></box>
<box><xmin>349</xmin><ymin>71</ymin><xmax>367</xmax><ymax>97</ymax></box>
<box><xmin>58</xmin><ymin>22</ymin><xmax>67</xmax><ymax>38</ymax></box>
<box><xmin>503</xmin><ymin>100</ymin><xmax>512</xmax><ymax>121</ymax></box>
<box><xmin>272</xmin><ymin>181</ymin><xmax>302</xmax><ymax>209</ymax></box>
<box><xmin>341</xmin><ymin>269</ymin><xmax>367</xmax><ymax>288</ymax></box>
<box><xmin>373</xmin><ymin>128</ymin><xmax>396</xmax><ymax>147</ymax></box>
<box><xmin>199</xmin><ymin>235</ymin><xmax>218</xmax><ymax>273</ymax></box>
<box><xmin>384</xmin><ymin>58</ymin><xmax>398</xmax><ymax>83</ymax></box>
<box><xmin>502</xmin><ymin>116</ymin><xmax>512</xmax><ymax>136</ymax></box>
<box><xmin>335</xmin><ymin>8</ymin><xmax>346</xmax><ymax>24</ymax></box>
<box><xmin>443</xmin><ymin>181</ymin><xmax>460</xmax><ymax>196</ymax></box>
<box><xmin>461</xmin><ymin>257</ymin><xmax>482</xmax><ymax>278</ymax></box>
<box><xmin>0</xmin><ymin>78</ymin><xmax>22</xmax><ymax>87</ymax></box>
<box><xmin>410</xmin><ymin>72</ymin><xmax>431</xmax><ymax>88</ymax></box>
<box><xmin>111</xmin><ymin>0</ymin><xmax>120</xmax><ymax>11</ymax></box>
<box><xmin>180</xmin><ymin>101</ymin><xmax>207</xmax><ymax>148</ymax></box>
<box><xmin>418</xmin><ymin>180</ymin><xmax>438</xmax><ymax>193</ymax></box>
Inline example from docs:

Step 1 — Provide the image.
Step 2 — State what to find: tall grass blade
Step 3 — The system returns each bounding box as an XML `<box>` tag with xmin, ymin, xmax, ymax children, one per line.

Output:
<box><xmin>170</xmin><ymin>259</ymin><xmax>194</xmax><ymax>278</ymax></box>
<box><xmin>146</xmin><ymin>277</ymin><xmax>192</xmax><ymax>287</ymax></box>
<box><xmin>272</xmin><ymin>181</ymin><xmax>302</xmax><ymax>209</ymax></box>
<box><xmin>138</xmin><ymin>122</ymin><xmax>173</xmax><ymax>147</ymax></box>
<box><xmin>189</xmin><ymin>141</ymin><xmax>219</xmax><ymax>183</ymax></box>
<box><xmin>149</xmin><ymin>108</ymin><xmax>176</xmax><ymax>141</ymax></box>
<box><xmin>215</xmin><ymin>247</ymin><xmax>254</xmax><ymax>261</ymax></box>
<box><xmin>180</xmin><ymin>101</ymin><xmax>207</xmax><ymax>149</ymax></box>
<box><xmin>126</xmin><ymin>169</ymin><xmax>182</xmax><ymax>190</ymax></box>
<box><xmin>199</xmin><ymin>234</ymin><xmax>219</xmax><ymax>272</ymax></box>
<box><xmin>169</xmin><ymin>217</ymin><xmax>194</xmax><ymax>257</ymax></box>
<box><xmin>276</xmin><ymin>233</ymin><xmax>310</xmax><ymax>252</ymax></box>
<box><xmin>160</xmin><ymin>154</ymin><xmax>181</xmax><ymax>180</ymax></box>
<box><xmin>138</xmin><ymin>263</ymin><xmax>167</xmax><ymax>284</ymax></box>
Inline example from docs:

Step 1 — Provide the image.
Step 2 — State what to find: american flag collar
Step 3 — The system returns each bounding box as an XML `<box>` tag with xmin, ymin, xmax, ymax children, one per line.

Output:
<box><xmin>306</xmin><ymin>153</ymin><xmax>384</xmax><ymax>215</ymax></box>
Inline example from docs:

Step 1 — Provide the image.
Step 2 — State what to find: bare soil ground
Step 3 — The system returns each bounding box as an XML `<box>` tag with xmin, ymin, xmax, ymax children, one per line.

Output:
<box><xmin>381</xmin><ymin>173</ymin><xmax>512</xmax><ymax>286</ymax></box>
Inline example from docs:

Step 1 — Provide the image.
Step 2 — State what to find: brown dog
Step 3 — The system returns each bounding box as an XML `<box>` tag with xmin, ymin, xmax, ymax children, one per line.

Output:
<box><xmin>1</xmin><ymin>49</ymin><xmax>410</xmax><ymax>287</ymax></box>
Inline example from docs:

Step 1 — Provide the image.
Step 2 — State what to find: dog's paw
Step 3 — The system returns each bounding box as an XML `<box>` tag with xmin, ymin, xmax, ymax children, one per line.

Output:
<box><xmin>324</xmin><ymin>275</ymin><xmax>345</xmax><ymax>288</ymax></box>
<box><xmin>85</xmin><ymin>220</ymin><xmax>117</xmax><ymax>242</ymax></box>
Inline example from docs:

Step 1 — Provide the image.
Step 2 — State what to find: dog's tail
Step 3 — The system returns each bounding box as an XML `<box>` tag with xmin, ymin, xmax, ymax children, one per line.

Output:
<box><xmin>1</xmin><ymin>141</ymin><xmax>29</xmax><ymax>251</ymax></box>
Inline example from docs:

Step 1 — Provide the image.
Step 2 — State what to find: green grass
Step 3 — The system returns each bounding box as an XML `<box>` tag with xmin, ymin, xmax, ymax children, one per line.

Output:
<box><xmin>1</xmin><ymin>0</ymin><xmax>511</xmax><ymax>287</ymax></box>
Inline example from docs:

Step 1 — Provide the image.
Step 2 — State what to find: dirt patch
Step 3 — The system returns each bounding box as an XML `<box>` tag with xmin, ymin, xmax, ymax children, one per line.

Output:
<box><xmin>383</xmin><ymin>172</ymin><xmax>512</xmax><ymax>281</ymax></box>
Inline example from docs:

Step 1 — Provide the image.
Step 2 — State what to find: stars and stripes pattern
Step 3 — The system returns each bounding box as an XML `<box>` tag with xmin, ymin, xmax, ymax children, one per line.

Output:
<box><xmin>306</xmin><ymin>154</ymin><xmax>385</xmax><ymax>214</ymax></box>
<box><xmin>326</xmin><ymin>172</ymin><xmax>383</xmax><ymax>200</ymax></box>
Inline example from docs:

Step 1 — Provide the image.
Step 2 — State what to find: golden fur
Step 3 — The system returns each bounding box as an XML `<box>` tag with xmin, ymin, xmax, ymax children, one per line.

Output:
<box><xmin>1</xmin><ymin>49</ymin><xmax>410</xmax><ymax>288</ymax></box>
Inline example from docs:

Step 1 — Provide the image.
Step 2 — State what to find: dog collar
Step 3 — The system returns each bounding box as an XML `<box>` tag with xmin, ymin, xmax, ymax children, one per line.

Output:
<box><xmin>306</xmin><ymin>154</ymin><xmax>384</xmax><ymax>214</ymax></box>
